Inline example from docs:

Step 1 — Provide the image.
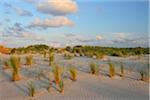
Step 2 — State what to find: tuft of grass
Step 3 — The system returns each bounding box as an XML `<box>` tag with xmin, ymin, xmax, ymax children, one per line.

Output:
<box><xmin>10</xmin><ymin>55</ymin><xmax>21</xmax><ymax>81</ymax></box>
<box><xmin>49</xmin><ymin>52</ymin><xmax>54</xmax><ymax>66</ymax></box>
<box><xmin>108</xmin><ymin>62</ymin><xmax>115</xmax><ymax>78</ymax></box>
<box><xmin>89</xmin><ymin>62</ymin><xmax>99</xmax><ymax>75</ymax></box>
<box><xmin>59</xmin><ymin>79</ymin><xmax>64</xmax><ymax>93</ymax></box>
<box><xmin>52</xmin><ymin>65</ymin><xmax>63</xmax><ymax>84</ymax></box>
<box><xmin>138</xmin><ymin>68</ymin><xmax>148</xmax><ymax>82</ymax></box>
<box><xmin>26</xmin><ymin>55</ymin><xmax>33</xmax><ymax>66</ymax></box>
<box><xmin>64</xmin><ymin>52</ymin><xmax>74</xmax><ymax>60</ymax></box>
<box><xmin>120</xmin><ymin>63</ymin><xmax>124</xmax><ymax>78</ymax></box>
<box><xmin>43</xmin><ymin>51</ymin><xmax>47</xmax><ymax>58</ymax></box>
<box><xmin>28</xmin><ymin>82</ymin><xmax>35</xmax><ymax>97</ymax></box>
<box><xmin>47</xmin><ymin>78</ymin><xmax>52</xmax><ymax>92</ymax></box>
<box><xmin>3</xmin><ymin>60</ymin><xmax>10</xmax><ymax>69</ymax></box>
<box><xmin>69</xmin><ymin>66</ymin><xmax>77</xmax><ymax>81</ymax></box>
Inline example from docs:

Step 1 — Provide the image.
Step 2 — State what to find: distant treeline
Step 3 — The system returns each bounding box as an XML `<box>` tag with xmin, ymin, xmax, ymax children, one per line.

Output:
<box><xmin>10</xmin><ymin>44</ymin><xmax>149</xmax><ymax>57</ymax></box>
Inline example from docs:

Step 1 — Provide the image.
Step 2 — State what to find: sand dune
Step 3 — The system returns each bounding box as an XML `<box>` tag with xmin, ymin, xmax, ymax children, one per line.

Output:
<box><xmin>0</xmin><ymin>54</ymin><xmax>149</xmax><ymax>100</ymax></box>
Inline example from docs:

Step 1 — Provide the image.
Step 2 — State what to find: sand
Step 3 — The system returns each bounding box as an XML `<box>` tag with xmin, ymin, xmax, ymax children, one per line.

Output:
<box><xmin>0</xmin><ymin>54</ymin><xmax>149</xmax><ymax>100</ymax></box>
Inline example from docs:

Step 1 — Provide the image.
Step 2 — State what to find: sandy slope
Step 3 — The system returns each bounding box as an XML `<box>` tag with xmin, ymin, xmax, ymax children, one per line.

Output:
<box><xmin>0</xmin><ymin>54</ymin><xmax>149</xmax><ymax>100</ymax></box>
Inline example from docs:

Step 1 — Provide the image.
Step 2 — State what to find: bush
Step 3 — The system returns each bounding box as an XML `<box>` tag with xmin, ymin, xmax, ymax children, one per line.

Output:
<box><xmin>89</xmin><ymin>62</ymin><xmax>99</xmax><ymax>75</ymax></box>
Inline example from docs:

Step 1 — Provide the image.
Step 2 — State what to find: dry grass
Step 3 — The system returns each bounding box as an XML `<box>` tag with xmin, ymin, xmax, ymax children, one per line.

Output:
<box><xmin>52</xmin><ymin>65</ymin><xmax>63</xmax><ymax>84</ymax></box>
<box><xmin>69</xmin><ymin>66</ymin><xmax>77</xmax><ymax>81</ymax></box>
<box><xmin>28</xmin><ymin>82</ymin><xmax>35</xmax><ymax>97</ymax></box>
<box><xmin>108</xmin><ymin>62</ymin><xmax>115</xmax><ymax>78</ymax></box>
<box><xmin>25</xmin><ymin>55</ymin><xmax>33</xmax><ymax>66</ymax></box>
<box><xmin>120</xmin><ymin>63</ymin><xmax>124</xmax><ymax>78</ymax></box>
<box><xmin>59</xmin><ymin>79</ymin><xmax>64</xmax><ymax>93</ymax></box>
<box><xmin>10</xmin><ymin>55</ymin><xmax>21</xmax><ymax>81</ymax></box>
<box><xmin>49</xmin><ymin>52</ymin><xmax>54</xmax><ymax>66</ymax></box>
<box><xmin>89</xmin><ymin>62</ymin><xmax>99</xmax><ymax>75</ymax></box>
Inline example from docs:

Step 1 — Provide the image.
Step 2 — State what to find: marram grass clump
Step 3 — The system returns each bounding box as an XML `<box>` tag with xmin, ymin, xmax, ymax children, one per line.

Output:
<box><xmin>52</xmin><ymin>65</ymin><xmax>63</xmax><ymax>84</ymax></box>
<box><xmin>120</xmin><ymin>63</ymin><xmax>124</xmax><ymax>78</ymax></box>
<box><xmin>26</xmin><ymin>55</ymin><xmax>33</xmax><ymax>66</ymax></box>
<box><xmin>10</xmin><ymin>55</ymin><xmax>21</xmax><ymax>81</ymax></box>
<box><xmin>69</xmin><ymin>66</ymin><xmax>77</xmax><ymax>81</ymax></box>
<box><xmin>89</xmin><ymin>62</ymin><xmax>99</xmax><ymax>75</ymax></box>
<box><xmin>59</xmin><ymin>79</ymin><xmax>64</xmax><ymax>93</ymax></box>
<box><xmin>108</xmin><ymin>62</ymin><xmax>115</xmax><ymax>78</ymax></box>
<box><xmin>49</xmin><ymin>52</ymin><xmax>54</xmax><ymax>66</ymax></box>
<box><xmin>3</xmin><ymin>60</ymin><xmax>10</xmax><ymax>69</ymax></box>
<box><xmin>28</xmin><ymin>82</ymin><xmax>35</xmax><ymax>97</ymax></box>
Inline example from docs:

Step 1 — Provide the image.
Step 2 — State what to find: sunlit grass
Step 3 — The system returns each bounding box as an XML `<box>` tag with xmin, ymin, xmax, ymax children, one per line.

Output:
<box><xmin>10</xmin><ymin>55</ymin><xmax>21</xmax><ymax>81</ymax></box>
<box><xmin>69</xmin><ymin>66</ymin><xmax>77</xmax><ymax>81</ymax></box>
<box><xmin>59</xmin><ymin>79</ymin><xmax>64</xmax><ymax>93</ymax></box>
<box><xmin>49</xmin><ymin>52</ymin><xmax>54</xmax><ymax>66</ymax></box>
<box><xmin>26</xmin><ymin>54</ymin><xmax>33</xmax><ymax>66</ymax></box>
<box><xmin>52</xmin><ymin>65</ymin><xmax>63</xmax><ymax>84</ymax></box>
<box><xmin>3</xmin><ymin>60</ymin><xmax>10</xmax><ymax>69</ymax></box>
<box><xmin>28</xmin><ymin>82</ymin><xmax>35</xmax><ymax>97</ymax></box>
<box><xmin>108</xmin><ymin>62</ymin><xmax>115</xmax><ymax>78</ymax></box>
<box><xmin>120</xmin><ymin>63</ymin><xmax>124</xmax><ymax>78</ymax></box>
<box><xmin>89</xmin><ymin>62</ymin><xmax>99</xmax><ymax>75</ymax></box>
<box><xmin>64</xmin><ymin>52</ymin><xmax>74</xmax><ymax>60</ymax></box>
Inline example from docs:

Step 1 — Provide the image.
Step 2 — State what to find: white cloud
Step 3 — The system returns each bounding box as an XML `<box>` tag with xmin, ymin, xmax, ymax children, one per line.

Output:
<box><xmin>37</xmin><ymin>0</ymin><xmax>78</xmax><ymax>16</ymax></box>
<box><xmin>29</xmin><ymin>16</ymin><xmax>74</xmax><ymax>28</ymax></box>
<box><xmin>96</xmin><ymin>35</ymin><xmax>104</xmax><ymax>40</ymax></box>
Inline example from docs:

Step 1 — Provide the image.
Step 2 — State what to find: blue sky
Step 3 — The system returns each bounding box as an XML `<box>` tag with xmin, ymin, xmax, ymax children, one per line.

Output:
<box><xmin>0</xmin><ymin>0</ymin><xmax>149</xmax><ymax>47</ymax></box>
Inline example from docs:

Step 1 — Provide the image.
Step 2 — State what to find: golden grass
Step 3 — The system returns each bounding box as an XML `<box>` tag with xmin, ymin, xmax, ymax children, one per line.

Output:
<box><xmin>69</xmin><ymin>66</ymin><xmax>77</xmax><ymax>81</ymax></box>
<box><xmin>108</xmin><ymin>62</ymin><xmax>115</xmax><ymax>78</ymax></box>
<box><xmin>28</xmin><ymin>82</ymin><xmax>35</xmax><ymax>97</ymax></box>
<box><xmin>10</xmin><ymin>55</ymin><xmax>21</xmax><ymax>81</ymax></box>
<box><xmin>52</xmin><ymin>65</ymin><xmax>63</xmax><ymax>84</ymax></box>
<box><xmin>89</xmin><ymin>62</ymin><xmax>99</xmax><ymax>75</ymax></box>
<box><xmin>59</xmin><ymin>79</ymin><xmax>64</xmax><ymax>93</ymax></box>
<box><xmin>26</xmin><ymin>55</ymin><xmax>33</xmax><ymax>66</ymax></box>
<box><xmin>49</xmin><ymin>52</ymin><xmax>54</xmax><ymax>66</ymax></box>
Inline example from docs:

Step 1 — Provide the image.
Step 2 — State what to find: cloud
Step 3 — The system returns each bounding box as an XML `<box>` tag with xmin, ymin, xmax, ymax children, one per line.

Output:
<box><xmin>15</xmin><ymin>7</ymin><xmax>33</xmax><ymax>16</ymax></box>
<box><xmin>28</xmin><ymin>16</ymin><xmax>74</xmax><ymax>29</ymax></box>
<box><xmin>96</xmin><ymin>35</ymin><xmax>104</xmax><ymax>40</ymax></box>
<box><xmin>4</xmin><ymin>3</ymin><xmax>32</xmax><ymax>16</ymax></box>
<box><xmin>36</xmin><ymin>0</ymin><xmax>78</xmax><ymax>16</ymax></box>
<box><xmin>2</xmin><ymin>22</ymin><xmax>44</xmax><ymax>41</ymax></box>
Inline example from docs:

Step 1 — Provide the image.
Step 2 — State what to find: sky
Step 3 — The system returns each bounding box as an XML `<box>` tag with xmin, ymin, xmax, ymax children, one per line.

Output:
<box><xmin>0</xmin><ymin>0</ymin><xmax>149</xmax><ymax>48</ymax></box>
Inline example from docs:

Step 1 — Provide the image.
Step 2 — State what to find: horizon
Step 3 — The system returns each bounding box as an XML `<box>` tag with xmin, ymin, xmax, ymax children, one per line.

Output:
<box><xmin>0</xmin><ymin>0</ymin><xmax>149</xmax><ymax>48</ymax></box>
